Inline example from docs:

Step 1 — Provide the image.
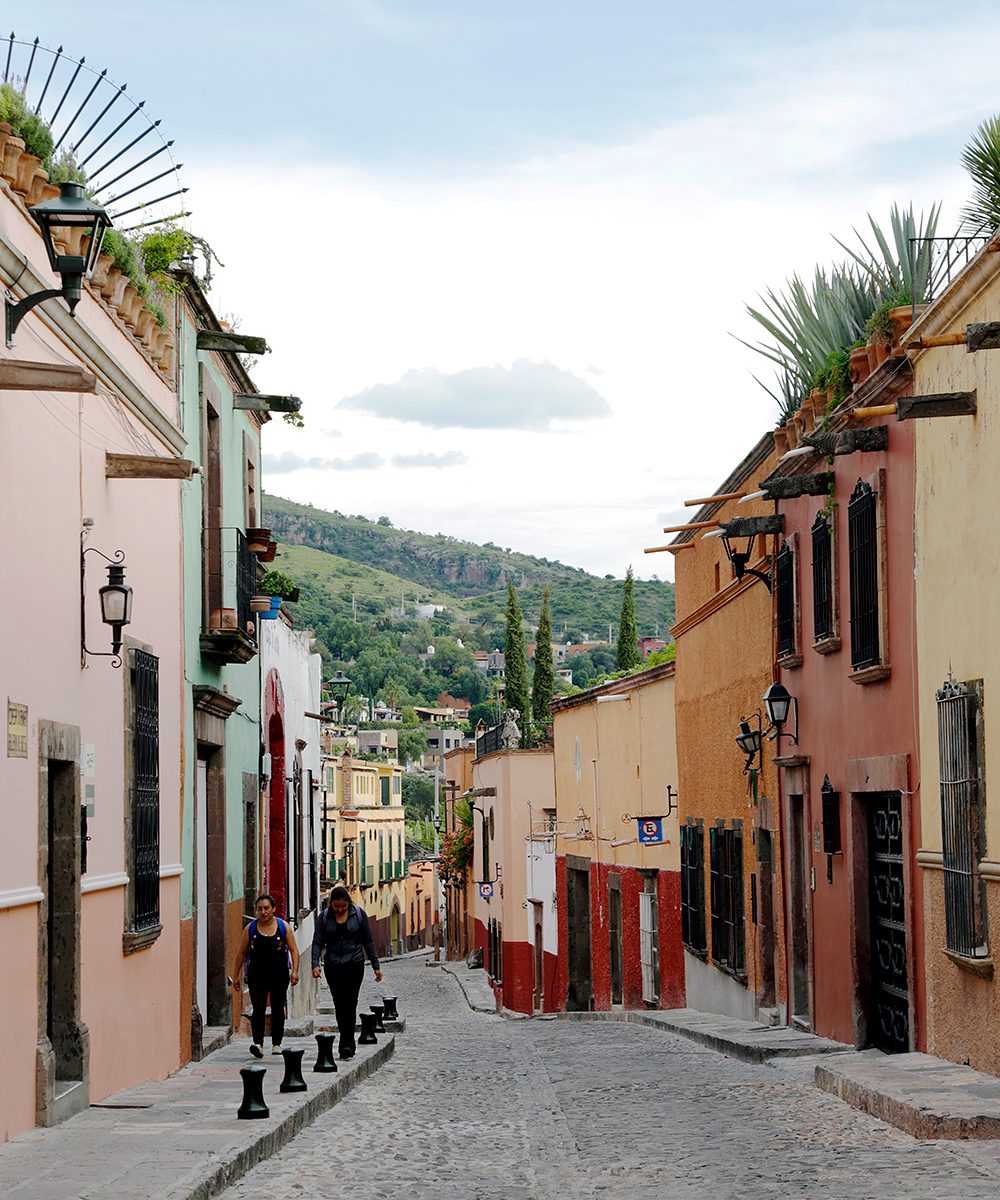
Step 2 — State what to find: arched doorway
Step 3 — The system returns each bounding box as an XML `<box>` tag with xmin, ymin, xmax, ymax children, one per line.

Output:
<box><xmin>390</xmin><ymin>904</ymin><xmax>400</xmax><ymax>956</ymax></box>
<box><xmin>267</xmin><ymin>712</ymin><xmax>286</xmax><ymax>917</ymax></box>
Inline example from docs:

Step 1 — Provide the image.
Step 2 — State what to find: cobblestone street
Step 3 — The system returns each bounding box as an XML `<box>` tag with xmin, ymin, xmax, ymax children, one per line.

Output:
<box><xmin>219</xmin><ymin>959</ymin><xmax>1000</xmax><ymax>1200</ymax></box>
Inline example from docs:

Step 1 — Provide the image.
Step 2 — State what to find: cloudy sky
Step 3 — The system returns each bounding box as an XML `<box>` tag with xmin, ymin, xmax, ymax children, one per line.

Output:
<box><xmin>23</xmin><ymin>1</ymin><xmax>1000</xmax><ymax>576</ymax></box>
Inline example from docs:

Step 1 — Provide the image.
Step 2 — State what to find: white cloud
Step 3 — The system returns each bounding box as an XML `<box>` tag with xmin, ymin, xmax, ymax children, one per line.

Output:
<box><xmin>391</xmin><ymin>450</ymin><xmax>468</xmax><ymax>468</ymax></box>
<box><xmin>263</xmin><ymin>451</ymin><xmax>384</xmax><ymax>474</ymax></box>
<box><xmin>339</xmin><ymin>360</ymin><xmax>610</xmax><ymax>429</ymax></box>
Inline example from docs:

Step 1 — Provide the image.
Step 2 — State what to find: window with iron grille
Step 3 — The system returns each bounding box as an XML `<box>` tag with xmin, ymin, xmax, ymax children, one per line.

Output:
<box><xmin>680</xmin><ymin>821</ymin><xmax>707</xmax><ymax>953</ymax></box>
<box><xmin>848</xmin><ymin>479</ymin><xmax>880</xmax><ymax>669</ymax></box>
<box><xmin>775</xmin><ymin>541</ymin><xmax>795</xmax><ymax>657</ymax></box>
<box><xmin>131</xmin><ymin>650</ymin><xmax>160</xmax><ymax>932</ymax></box>
<box><xmin>811</xmin><ymin>512</ymin><xmax>834</xmax><ymax>641</ymax></box>
<box><xmin>937</xmin><ymin>679</ymin><xmax>987</xmax><ymax>958</ymax></box>
<box><xmin>709</xmin><ymin>823</ymin><xmax>744</xmax><ymax>975</ymax></box>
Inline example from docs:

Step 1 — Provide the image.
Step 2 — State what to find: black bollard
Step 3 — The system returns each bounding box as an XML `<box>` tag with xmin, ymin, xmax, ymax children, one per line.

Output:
<box><xmin>238</xmin><ymin>1066</ymin><xmax>269</xmax><ymax>1119</ymax></box>
<box><xmin>279</xmin><ymin>1047</ymin><xmax>307</xmax><ymax>1093</ymax></box>
<box><xmin>369</xmin><ymin>1003</ymin><xmax>386</xmax><ymax>1033</ymax></box>
<box><xmin>313</xmin><ymin>1032</ymin><xmax>338</xmax><ymax>1073</ymax></box>
<box><xmin>358</xmin><ymin>1012</ymin><xmax>378</xmax><ymax>1045</ymax></box>
<box><xmin>381</xmin><ymin>996</ymin><xmax>399</xmax><ymax>1021</ymax></box>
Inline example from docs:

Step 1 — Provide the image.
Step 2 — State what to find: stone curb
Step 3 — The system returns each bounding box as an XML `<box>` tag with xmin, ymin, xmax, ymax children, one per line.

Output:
<box><xmin>815</xmin><ymin>1054</ymin><xmax>1000</xmax><ymax>1141</ymax></box>
<box><xmin>550</xmin><ymin>1010</ymin><xmax>847</xmax><ymax>1064</ymax></box>
<box><xmin>435</xmin><ymin>961</ymin><xmax>497</xmax><ymax>1014</ymax></box>
<box><xmin>183</xmin><ymin>1036</ymin><xmax>395</xmax><ymax>1200</ymax></box>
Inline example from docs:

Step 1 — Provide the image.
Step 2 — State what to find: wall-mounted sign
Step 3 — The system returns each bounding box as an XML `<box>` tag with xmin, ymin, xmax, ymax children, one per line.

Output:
<box><xmin>7</xmin><ymin>700</ymin><xmax>27</xmax><ymax>758</ymax></box>
<box><xmin>637</xmin><ymin>817</ymin><xmax>667</xmax><ymax>845</ymax></box>
<box><xmin>479</xmin><ymin>882</ymin><xmax>494</xmax><ymax>900</ymax></box>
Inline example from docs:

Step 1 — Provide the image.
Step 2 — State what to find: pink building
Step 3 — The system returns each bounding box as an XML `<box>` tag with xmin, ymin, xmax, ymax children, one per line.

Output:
<box><xmin>0</xmin><ymin>136</ymin><xmax>184</xmax><ymax>1133</ymax></box>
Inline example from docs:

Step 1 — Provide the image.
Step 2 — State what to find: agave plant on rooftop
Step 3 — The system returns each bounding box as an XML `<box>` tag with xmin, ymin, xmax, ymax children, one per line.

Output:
<box><xmin>835</xmin><ymin>203</ymin><xmax>941</xmax><ymax>308</ymax></box>
<box><xmin>742</xmin><ymin>204</ymin><xmax>941</xmax><ymax>420</ymax></box>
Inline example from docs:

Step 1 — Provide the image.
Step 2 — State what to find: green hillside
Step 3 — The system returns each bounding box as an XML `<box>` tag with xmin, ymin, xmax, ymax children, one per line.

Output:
<box><xmin>264</xmin><ymin>492</ymin><xmax>675</xmax><ymax>639</ymax></box>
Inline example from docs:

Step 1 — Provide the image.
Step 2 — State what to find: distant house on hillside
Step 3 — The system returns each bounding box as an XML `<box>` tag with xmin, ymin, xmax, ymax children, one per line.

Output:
<box><xmin>437</xmin><ymin>692</ymin><xmax>472</xmax><ymax>715</ymax></box>
<box><xmin>638</xmin><ymin>637</ymin><xmax>668</xmax><ymax>659</ymax></box>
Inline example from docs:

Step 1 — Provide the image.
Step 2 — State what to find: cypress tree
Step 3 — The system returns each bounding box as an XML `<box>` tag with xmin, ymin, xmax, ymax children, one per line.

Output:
<box><xmin>532</xmin><ymin>586</ymin><xmax>555</xmax><ymax>726</ymax></box>
<box><xmin>616</xmin><ymin>566</ymin><xmax>641</xmax><ymax>670</ymax></box>
<box><xmin>504</xmin><ymin>579</ymin><xmax>530</xmax><ymax>737</ymax></box>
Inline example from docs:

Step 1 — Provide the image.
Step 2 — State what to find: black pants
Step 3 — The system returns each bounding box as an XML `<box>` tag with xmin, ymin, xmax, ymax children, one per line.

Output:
<box><xmin>248</xmin><ymin>965</ymin><xmax>289</xmax><ymax>1046</ymax></box>
<box><xmin>324</xmin><ymin>960</ymin><xmax>365</xmax><ymax>1054</ymax></box>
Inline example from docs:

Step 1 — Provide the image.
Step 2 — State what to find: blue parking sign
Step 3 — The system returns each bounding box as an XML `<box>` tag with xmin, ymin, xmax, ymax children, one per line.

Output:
<box><xmin>638</xmin><ymin>817</ymin><xmax>664</xmax><ymax>845</ymax></box>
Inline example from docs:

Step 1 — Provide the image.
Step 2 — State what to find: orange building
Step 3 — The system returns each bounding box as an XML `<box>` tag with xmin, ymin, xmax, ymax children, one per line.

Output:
<box><xmin>671</xmin><ymin>434</ymin><xmax>788</xmax><ymax>1022</ymax></box>
<box><xmin>443</xmin><ymin>746</ymin><xmax>476</xmax><ymax>960</ymax></box>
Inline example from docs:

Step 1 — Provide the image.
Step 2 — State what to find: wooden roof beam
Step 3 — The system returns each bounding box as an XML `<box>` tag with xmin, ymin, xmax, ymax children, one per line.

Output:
<box><xmin>0</xmin><ymin>358</ymin><xmax>98</xmax><ymax>393</ymax></box>
<box><xmin>106</xmin><ymin>453</ymin><xmax>196</xmax><ymax>480</ymax></box>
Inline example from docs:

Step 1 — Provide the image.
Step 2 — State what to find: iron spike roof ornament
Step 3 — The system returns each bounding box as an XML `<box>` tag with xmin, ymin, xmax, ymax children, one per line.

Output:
<box><xmin>2</xmin><ymin>34</ymin><xmax>187</xmax><ymax>231</ymax></box>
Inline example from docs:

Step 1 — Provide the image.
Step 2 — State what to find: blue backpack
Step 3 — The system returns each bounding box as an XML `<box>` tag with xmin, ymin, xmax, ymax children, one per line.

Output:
<box><xmin>244</xmin><ymin>917</ymin><xmax>292</xmax><ymax>975</ymax></box>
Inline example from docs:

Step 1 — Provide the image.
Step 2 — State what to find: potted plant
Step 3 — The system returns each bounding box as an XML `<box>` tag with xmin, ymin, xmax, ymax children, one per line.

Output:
<box><xmin>260</xmin><ymin>570</ymin><xmax>300</xmax><ymax>605</ymax></box>
<box><xmin>250</xmin><ymin>596</ymin><xmax>272</xmax><ymax>614</ymax></box>
<box><xmin>246</xmin><ymin>527</ymin><xmax>271</xmax><ymax>554</ymax></box>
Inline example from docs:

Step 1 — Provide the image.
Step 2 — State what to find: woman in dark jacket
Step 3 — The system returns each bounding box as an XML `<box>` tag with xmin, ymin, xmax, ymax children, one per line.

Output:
<box><xmin>311</xmin><ymin>886</ymin><xmax>382</xmax><ymax>1058</ymax></box>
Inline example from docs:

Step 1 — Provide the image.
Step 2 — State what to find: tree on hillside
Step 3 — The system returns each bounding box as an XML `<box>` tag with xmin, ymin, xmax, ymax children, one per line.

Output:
<box><xmin>504</xmin><ymin>580</ymin><xmax>530</xmax><ymax>741</ymax></box>
<box><xmin>397</xmin><ymin>726</ymin><xmax>428</xmax><ymax>767</ymax></box>
<box><xmin>617</xmin><ymin>567</ymin><xmax>640</xmax><ymax>671</ymax></box>
<box><xmin>532</xmin><ymin>586</ymin><xmax>554</xmax><ymax>726</ymax></box>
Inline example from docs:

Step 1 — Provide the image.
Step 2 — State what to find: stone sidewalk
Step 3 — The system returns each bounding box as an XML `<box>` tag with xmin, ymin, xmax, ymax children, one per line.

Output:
<box><xmin>433</xmin><ymin>957</ymin><xmax>497</xmax><ymax>1013</ymax></box>
<box><xmin>0</xmin><ymin>1028</ymin><xmax>394</xmax><ymax>1200</ymax></box>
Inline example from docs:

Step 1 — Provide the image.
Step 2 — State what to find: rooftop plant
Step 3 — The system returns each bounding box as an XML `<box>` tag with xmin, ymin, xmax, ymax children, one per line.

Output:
<box><xmin>961</xmin><ymin>114</ymin><xmax>1000</xmax><ymax>233</ymax></box>
<box><xmin>0</xmin><ymin>81</ymin><xmax>54</xmax><ymax>162</ymax></box>
<box><xmin>742</xmin><ymin>205</ymin><xmax>940</xmax><ymax>419</ymax></box>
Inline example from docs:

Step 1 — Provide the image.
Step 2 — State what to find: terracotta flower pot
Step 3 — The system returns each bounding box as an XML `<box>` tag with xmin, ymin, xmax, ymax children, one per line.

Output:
<box><xmin>888</xmin><ymin>305</ymin><xmax>913</xmax><ymax>350</ymax></box>
<box><xmin>13</xmin><ymin>151</ymin><xmax>42</xmax><ymax>198</ymax></box>
<box><xmin>100</xmin><ymin>264</ymin><xmax>122</xmax><ymax>301</ymax></box>
<box><xmin>773</xmin><ymin>426</ymin><xmax>790</xmax><ymax>457</ymax></box>
<box><xmin>119</xmin><ymin>286</ymin><xmax>143</xmax><ymax>328</ymax></box>
<box><xmin>38</xmin><ymin>181</ymin><xmax>60</xmax><ymax>202</ymax></box>
<box><xmin>135</xmin><ymin>307</ymin><xmax>157</xmax><ymax>344</ymax></box>
<box><xmin>849</xmin><ymin>346</ymin><xmax>871</xmax><ymax>390</ymax></box>
<box><xmin>1</xmin><ymin>134</ymin><xmax>25</xmax><ymax>186</ymax></box>
<box><xmin>866</xmin><ymin>337</ymin><xmax>890</xmax><ymax>372</ymax></box>
<box><xmin>250</xmin><ymin>596</ymin><xmax>272</xmax><ymax>614</ymax></box>
<box><xmin>90</xmin><ymin>252</ymin><xmax>115</xmax><ymax>291</ymax></box>
<box><xmin>0</xmin><ymin>120</ymin><xmax>11</xmax><ymax>160</ymax></box>
<box><xmin>27</xmin><ymin>168</ymin><xmax>50</xmax><ymax>205</ymax></box>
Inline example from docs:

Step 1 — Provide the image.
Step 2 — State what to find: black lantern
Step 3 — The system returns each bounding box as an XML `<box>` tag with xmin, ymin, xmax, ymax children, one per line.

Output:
<box><xmin>81</xmin><ymin>547</ymin><xmax>132</xmax><ymax>668</ymax></box>
<box><xmin>735</xmin><ymin>718</ymin><xmax>762</xmax><ymax>759</ymax></box>
<box><xmin>99</xmin><ymin>562</ymin><xmax>133</xmax><ymax>656</ymax></box>
<box><xmin>718</xmin><ymin>515</ymin><xmax>784</xmax><ymax>593</ymax></box>
<box><xmin>763</xmin><ymin>682</ymin><xmax>791</xmax><ymax>727</ymax></box>
<box><xmin>327</xmin><ymin>673</ymin><xmax>351</xmax><ymax>706</ymax></box>
<box><xmin>762</xmin><ymin>681</ymin><xmax>798</xmax><ymax>744</ymax></box>
<box><xmin>6</xmin><ymin>182</ymin><xmax>112</xmax><ymax>346</ymax></box>
<box><xmin>32</xmin><ymin>181</ymin><xmax>111</xmax><ymax>277</ymax></box>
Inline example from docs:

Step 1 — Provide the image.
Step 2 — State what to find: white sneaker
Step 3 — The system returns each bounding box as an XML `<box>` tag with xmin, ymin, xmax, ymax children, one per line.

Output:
<box><xmin>249</xmin><ymin>1044</ymin><xmax>263</xmax><ymax>1059</ymax></box>
<box><xmin>271</xmin><ymin>1044</ymin><xmax>283</xmax><ymax>1055</ymax></box>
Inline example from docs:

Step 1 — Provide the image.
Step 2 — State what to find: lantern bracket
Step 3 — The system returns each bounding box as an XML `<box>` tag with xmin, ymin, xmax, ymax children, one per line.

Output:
<box><xmin>5</xmin><ymin>285</ymin><xmax>64</xmax><ymax>349</ymax></box>
<box><xmin>81</xmin><ymin>545</ymin><xmax>129</xmax><ymax>669</ymax></box>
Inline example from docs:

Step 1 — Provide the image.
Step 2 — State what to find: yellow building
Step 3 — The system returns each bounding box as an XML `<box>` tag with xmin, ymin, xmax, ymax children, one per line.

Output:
<box><xmin>905</xmin><ymin>236</ymin><xmax>1000</xmax><ymax>1073</ymax></box>
<box><xmin>321</xmin><ymin>744</ymin><xmax>406</xmax><ymax>956</ymax></box>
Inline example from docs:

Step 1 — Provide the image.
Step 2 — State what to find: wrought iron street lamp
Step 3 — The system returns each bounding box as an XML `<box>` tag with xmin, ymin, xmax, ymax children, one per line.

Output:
<box><xmin>81</xmin><ymin>547</ymin><xmax>133</xmax><ymax>667</ymax></box>
<box><xmin>735</xmin><ymin>713</ymin><xmax>763</xmax><ymax>773</ymax></box>
<box><xmin>762</xmin><ymin>681</ymin><xmax>798</xmax><ymax>745</ymax></box>
<box><xmin>6</xmin><ymin>182</ymin><xmax>112</xmax><ymax>347</ymax></box>
<box><xmin>717</xmin><ymin>514</ymin><xmax>784</xmax><ymax>592</ymax></box>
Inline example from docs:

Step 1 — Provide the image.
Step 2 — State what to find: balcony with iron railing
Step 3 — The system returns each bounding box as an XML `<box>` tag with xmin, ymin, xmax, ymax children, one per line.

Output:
<box><xmin>908</xmin><ymin>230</ymin><xmax>994</xmax><ymax>321</ymax></box>
<box><xmin>200</xmin><ymin>527</ymin><xmax>258</xmax><ymax>664</ymax></box>
<box><xmin>475</xmin><ymin>722</ymin><xmax>502</xmax><ymax>759</ymax></box>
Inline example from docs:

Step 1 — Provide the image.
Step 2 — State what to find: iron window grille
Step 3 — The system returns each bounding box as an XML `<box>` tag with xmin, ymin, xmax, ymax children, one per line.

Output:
<box><xmin>132</xmin><ymin>650</ymin><xmax>160</xmax><ymax>932</ymax></box>
<box><xmin>775</xmin><ymin>541</ymin><xmax>795</xmax><ymax>657</ymax></box>
<box><xmin>937</xmin><ymin>679</ymin><xmax>988</xmax><ymax>958</ymax></box>
<box><xmin>680</xmin><ymin>821</ymin><xmax>707</xmax><ymax>953</ymax></box>
<box><xmin>811</xmin><ymin>512</ymin><xmax>834</xmax><ymax>642</ymax></box>
<box><xmin>821</xmin><ymin>776</ymin><xmax>841</xmax><ymax>855</ymax></box>
<box><xmin>709</xmin><ymin>823</ymin><xmax>745</xmax><ymax>975</ymax></box>
<box><xmin>848</xmin><ymin>480</ymin><xmax>880</xmax><ymax>669</ymax></box>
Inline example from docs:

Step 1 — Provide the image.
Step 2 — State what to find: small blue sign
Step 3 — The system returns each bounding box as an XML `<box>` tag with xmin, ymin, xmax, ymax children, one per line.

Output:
<box><xmin>479</xmin><ymin>882</ymin><xmax>494</xmax><ymax>899</ymax></box>
<box><xmin>638</xmin><ymin>817</ymin><xmax>665</xmax><ymax>845</ymax></box>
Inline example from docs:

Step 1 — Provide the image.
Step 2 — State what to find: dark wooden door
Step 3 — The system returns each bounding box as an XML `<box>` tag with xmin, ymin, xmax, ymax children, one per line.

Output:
<box><xmin>867</xmin><ymin>792</ymin><xmax>909</xmax><ymax>1053</ymax></box>
<box><xmin>566</xmin><ymin>867</ymin><xmax>592</xmax><ymax>1011</ymax></box>
<box><xmin>609</xmin><ymin>878</ymin><xmax>623</xmax><ymax>1006</ymax></box>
